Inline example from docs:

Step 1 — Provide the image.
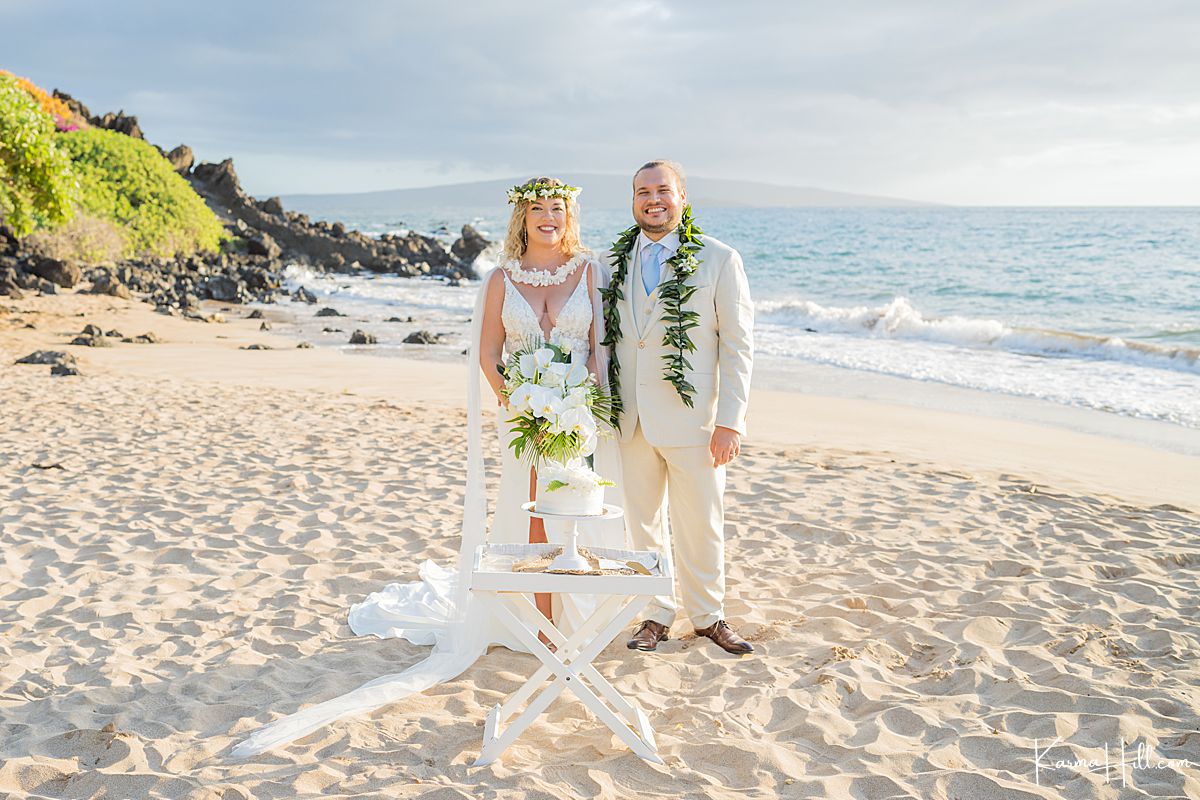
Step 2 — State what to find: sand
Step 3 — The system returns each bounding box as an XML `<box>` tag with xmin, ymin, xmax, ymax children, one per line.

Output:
<box><xmin>1</xmin><ymin>290</ymin><xmax>1197</xmax><ymax>799</ymax></box>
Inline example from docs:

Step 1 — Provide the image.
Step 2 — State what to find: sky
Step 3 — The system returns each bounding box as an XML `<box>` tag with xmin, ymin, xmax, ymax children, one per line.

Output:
<box><xmin>2</xmin><ymin>0</ymin><xmax>1198</xmax><ymax>205</ymax></box>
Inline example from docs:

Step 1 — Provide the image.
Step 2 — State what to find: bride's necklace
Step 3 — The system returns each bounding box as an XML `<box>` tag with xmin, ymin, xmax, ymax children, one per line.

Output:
<box><xmin>503</xmin><ymin>252</ymin><xmax>584</xmax><ymax>287</ymax></box>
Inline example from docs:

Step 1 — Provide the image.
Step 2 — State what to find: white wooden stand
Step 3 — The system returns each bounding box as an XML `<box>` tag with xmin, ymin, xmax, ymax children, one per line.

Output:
<box><xmin>470</xmin><ymin>504</ymin><xmax>670</xmax><ymax>766</ymax></box>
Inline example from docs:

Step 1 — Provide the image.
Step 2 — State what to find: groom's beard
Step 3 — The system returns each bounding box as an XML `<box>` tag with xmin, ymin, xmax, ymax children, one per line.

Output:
<box><xmin>636</xmin><ymin>209</ymin><xmax>682</xmax><ymax>235</ymax></box>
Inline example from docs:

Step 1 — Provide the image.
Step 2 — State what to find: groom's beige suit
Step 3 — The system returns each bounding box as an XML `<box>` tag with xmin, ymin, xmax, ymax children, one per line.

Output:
<box><xmin>609</xmin><ymin>230</ymin><xmax>753</xmax><ymax>630</ymax></box>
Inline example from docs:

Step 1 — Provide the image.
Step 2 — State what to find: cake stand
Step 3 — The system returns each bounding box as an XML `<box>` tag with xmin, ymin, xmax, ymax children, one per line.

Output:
<box><xmin>520</xmin><ymin>502</ymin><xmax>624</xmax><ymax>572</ymax></box>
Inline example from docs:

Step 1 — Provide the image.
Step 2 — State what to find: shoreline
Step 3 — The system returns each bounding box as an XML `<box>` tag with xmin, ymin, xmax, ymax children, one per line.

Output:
<box><xmin>3</xmin><ymin>290</ymin><xmax>1196</xmax><ymax>511</ymax></box>
<box><xmin>258</xmin><ymin>266</ymin><xmax>1200</xmax><ymax>448</ymax></box>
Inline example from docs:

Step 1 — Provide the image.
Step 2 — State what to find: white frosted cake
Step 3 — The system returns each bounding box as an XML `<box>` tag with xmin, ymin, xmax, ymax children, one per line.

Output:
<box><xmin>535</xmin><ymin>461</ymin><xmax>613</xmax><ymax>516</ymax></box>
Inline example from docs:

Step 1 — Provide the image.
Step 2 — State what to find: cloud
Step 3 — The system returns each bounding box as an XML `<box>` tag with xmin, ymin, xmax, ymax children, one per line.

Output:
<box><xmin>3</xmin><ymin>0</ymin><xmax>1198</xmax><ymax>202</ymax></box>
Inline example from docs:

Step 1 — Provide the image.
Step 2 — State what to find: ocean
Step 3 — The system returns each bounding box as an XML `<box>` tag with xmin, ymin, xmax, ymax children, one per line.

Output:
<box><xmin>265</xmin><ymin>205</ymin><xmax>1200</xmax><ymax>433</ymax></box>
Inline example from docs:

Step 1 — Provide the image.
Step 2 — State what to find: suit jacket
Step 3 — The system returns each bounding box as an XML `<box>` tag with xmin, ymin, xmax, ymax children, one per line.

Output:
<box><xmin>607</xmin><ymin>233</ymin><xmax>754</xmax><ymax>448</ymax></box>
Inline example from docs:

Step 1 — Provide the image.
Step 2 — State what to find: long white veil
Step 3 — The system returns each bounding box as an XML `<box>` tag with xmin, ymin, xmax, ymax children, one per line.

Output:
<box><xmin>230</xmin><ymin>258</ymin><xmax>620</xmax><ymax>757</ymax></box>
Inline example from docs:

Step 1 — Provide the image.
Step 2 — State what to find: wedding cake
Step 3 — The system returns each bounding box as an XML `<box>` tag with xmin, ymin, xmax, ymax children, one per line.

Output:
<box><xmin>534</xmin><ymin>461</ymin><xmax>611</xmax><ymax>516</ymax></box>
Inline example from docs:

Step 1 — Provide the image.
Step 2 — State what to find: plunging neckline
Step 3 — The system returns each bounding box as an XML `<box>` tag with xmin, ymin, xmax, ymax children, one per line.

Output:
<box><xmin>506</xmin><ymin>265</ymin><xmax>590</xmax><ymax>342</ymax></box>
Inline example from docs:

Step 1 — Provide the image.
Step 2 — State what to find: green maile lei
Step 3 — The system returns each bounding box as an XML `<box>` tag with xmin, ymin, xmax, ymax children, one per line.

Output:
<box><xmin>600</xmin><ymin>205</ymin><xmax>705</xmax><ymax>429</ymax></box>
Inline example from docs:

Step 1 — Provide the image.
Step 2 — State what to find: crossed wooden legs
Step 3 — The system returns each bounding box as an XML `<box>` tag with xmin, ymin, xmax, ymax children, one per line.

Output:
<box><xmin>472</xmin><ymin>590</ymin><xmax>663</xmax><ymax>766</ymax></box>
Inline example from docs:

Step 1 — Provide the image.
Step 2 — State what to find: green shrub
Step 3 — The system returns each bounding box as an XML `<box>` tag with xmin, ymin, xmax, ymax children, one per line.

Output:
<box><xmin>0</xmin><ymin>72</ymin><xmax>77</xmax><ymax>236</ymax></box>
<box><xmin>57</xmin><ymin>127</ymin><xmax>226</xmax><ymax>258</ymax></box>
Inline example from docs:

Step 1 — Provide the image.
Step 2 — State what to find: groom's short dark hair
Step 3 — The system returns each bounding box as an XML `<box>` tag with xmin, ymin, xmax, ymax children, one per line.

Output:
<box><xmin>634</xmin><ymin>160</ymin><xmax>687</xmax><ymax>192</ymax></box>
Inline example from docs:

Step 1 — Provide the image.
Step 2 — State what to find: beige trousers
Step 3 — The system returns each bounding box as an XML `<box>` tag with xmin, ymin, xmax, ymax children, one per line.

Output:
<box><xmin>620</xmin><ymin>420</ymin><xmax>726</xmax><ymax>630</ymax></box>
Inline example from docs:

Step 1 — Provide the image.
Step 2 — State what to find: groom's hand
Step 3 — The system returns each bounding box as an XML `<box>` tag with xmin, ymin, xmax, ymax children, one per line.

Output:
<box><xmin>710</xmin><ymin>426</ymin><xmax>741</xmax><ymax>467</ymax></box>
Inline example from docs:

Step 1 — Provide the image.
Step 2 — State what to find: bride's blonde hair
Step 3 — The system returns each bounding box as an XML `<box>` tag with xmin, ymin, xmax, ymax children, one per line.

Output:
<box><xmin>502</xmin><ymin>176</ymin><xmax>584</xmax><ymax>262</ymax></box>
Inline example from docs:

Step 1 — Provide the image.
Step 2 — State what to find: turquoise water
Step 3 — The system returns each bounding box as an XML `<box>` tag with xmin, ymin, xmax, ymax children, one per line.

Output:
<box><xmin>276</xmin><ymin>203</ymin><xmax>1200</xmax><ymax>428</ymax></box>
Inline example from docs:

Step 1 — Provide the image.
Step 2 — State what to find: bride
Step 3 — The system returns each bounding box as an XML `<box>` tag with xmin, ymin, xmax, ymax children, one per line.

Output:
<box><xmin>231</xmin><ymin>177</ymin><xmax>624</xmax><ymax>756</ymax></box>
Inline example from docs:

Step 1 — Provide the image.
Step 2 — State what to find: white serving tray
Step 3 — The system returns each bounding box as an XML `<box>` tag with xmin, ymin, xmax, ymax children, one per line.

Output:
<box><xmin>472</xmin><ymin>542</ymin><xmax>672</xmax><ymax>595</ymax></box>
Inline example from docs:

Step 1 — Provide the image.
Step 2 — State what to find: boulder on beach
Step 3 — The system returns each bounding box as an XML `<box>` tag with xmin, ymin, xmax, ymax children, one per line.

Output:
<box><xmin>30</xmin><ymin>257</ymin><xmax>82</xmax><ymax>289</ymax></box>
<box><xmin>451</xmin><ymin>224</ymin><xmax>490</xmax><ymax>264</ymax></box>
<box><xmin>245</xmin><ymin>231</ymin><xmax>281</xmax><ymax>259</ymax></box>
<box><xmin>15</xmin><ymin>350</ymin><xmax>77</xmax><ymax>367</ymax></box>
<box><xmin>204</xmin><ymin>275</ymin><xmax>246</xmax><ymax>303</ymax></box>
<box><xmin>89</xmin><ymin>274</ymin><xmax>132</xmax><ymax>299</ymax></box>
<box><xmin>349</xmin><ymin>329</ymin><xmax>377</xmax><ymax>345</ymax></box>
<box><xmin>240</xmin><ymin>343</ymin><xmax>273</xmax><ymax>350</ymax></box>
<box><xmin>70</xmin><ymin>334</ymin><xmax>111</xmax><ymax>347</ymax></box>
<box><xmin>122</xmin><ymin>332</ymin><xmax>162</xmax><ymax>344</ymax></box>
<box><xmin>315</xmin><ymin>307</ymin><xmax>344</xmax><ymax>317</ymax></box>
<box><xmin>403</xmin><ymin>330</ymin><xmax>443</xmax><ymax>345</ymax></box>
<box><xmin>292</xmin><ymin>286</ymin><xmax>318</xmax><ymax>304</ymax></box>
<box><xmin>247</xmin><ymin>309</ymin><xmax>265</xmax><ymax>319</ymax></box>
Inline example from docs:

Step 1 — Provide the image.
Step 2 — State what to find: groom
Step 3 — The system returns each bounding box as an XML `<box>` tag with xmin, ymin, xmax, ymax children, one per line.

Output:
<box><xmin>603</xmin><ymin>160</ymin><xmax>755</xmax><ymax>655</ymax></box>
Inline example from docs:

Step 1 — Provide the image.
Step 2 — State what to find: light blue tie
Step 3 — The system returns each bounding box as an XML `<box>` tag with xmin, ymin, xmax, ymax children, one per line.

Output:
<box><xmin>641</xmin><ymin>242</ymin><xmax>664</xmax><ymax>296</ymax></box>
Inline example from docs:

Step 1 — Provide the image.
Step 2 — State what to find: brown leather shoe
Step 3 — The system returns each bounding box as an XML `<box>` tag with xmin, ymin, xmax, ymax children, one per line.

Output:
<box><xmin>694</xmin><ymin>620</ymin><xmax>754</xmax><ymax>654</ymax></box>
<box><xmin>626</xmin><ymin>620</ymin><xmax>669</xmax><ymax>651</ymax></box>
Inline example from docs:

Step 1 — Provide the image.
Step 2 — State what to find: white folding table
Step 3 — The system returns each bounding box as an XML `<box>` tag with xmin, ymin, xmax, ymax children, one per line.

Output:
<box><xmin>470</xmin><ymin>504</ymin><xmax>672</xmax><ymax>766</ymax></box>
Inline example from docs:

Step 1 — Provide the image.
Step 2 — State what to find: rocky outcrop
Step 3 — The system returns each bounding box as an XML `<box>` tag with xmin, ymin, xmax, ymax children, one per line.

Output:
<box><xmin>165</xmin><ymin>145</ymin><xmax>194</xmax><ymax>174</ymax></box>
<box><xmin>96</xmin><ymin>111</ymin><xmax>143</xmax><ymax>139</ymax></box>
<box><xmin>186</xmin><ymin>159</ymin><xmax>479</xmax><ymax>281</ymax></box>
<box><xmin>81</xmin><ymin>252</ymin><xmax>286</xmax><ymax>312</ymax></box>
<box><xmin>52</xmin><ymin>90</ymin><xmax>90</xmax><ymax>121</ymax></box>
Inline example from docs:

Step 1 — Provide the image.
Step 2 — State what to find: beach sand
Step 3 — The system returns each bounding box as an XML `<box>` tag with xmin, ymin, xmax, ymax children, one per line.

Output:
<box><xmin>1</xmin><ymin>290</ymin><xmax>1198</xmax><ymax>799</ymax></box>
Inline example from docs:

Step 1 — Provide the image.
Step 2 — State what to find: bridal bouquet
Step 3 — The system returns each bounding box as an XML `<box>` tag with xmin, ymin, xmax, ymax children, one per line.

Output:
<box><xmin>501</xmin><ymin>343</ymin><xmax>614</xmax><ymax>465</ymax></box>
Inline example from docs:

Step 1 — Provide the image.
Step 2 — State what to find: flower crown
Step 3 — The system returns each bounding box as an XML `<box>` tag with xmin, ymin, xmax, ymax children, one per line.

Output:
<box><xmin>506</xmin><ymin>181</ymin><xmax>582</xmax><ymax>204</ymax></box>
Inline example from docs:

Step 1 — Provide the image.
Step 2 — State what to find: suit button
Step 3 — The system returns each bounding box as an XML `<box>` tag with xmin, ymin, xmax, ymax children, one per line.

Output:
<box><xmin>638</xmin><ymin>342</ymin><xmax>646</xmax><ymax>349</ymax></box>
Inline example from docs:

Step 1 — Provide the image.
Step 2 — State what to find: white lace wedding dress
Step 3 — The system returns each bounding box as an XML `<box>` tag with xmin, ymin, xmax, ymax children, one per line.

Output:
<box><xmin>230</xmin><ymin>257</ymin><xmax>624</xmax><ymax>757</ymax></box>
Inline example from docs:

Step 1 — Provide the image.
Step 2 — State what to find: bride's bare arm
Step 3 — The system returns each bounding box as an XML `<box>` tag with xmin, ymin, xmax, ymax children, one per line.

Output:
<box><xmin>478</xmin><ymin>270</ymin><xmax>508</xmax><ymax>404</ymax></box>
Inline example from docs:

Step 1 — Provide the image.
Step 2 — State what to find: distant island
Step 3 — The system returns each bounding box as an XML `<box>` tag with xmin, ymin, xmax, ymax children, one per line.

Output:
<box><xmin>279</xmin><ymin>173</ymin><xmax>934</xmax><ymax>212</ymax></box>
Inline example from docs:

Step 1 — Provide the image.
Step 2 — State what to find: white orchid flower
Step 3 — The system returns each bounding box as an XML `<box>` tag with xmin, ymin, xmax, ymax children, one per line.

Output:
<box><xmin>539</xmin><ymin>361</ymin><xmax>570</xmax><ymax>389</ymax></box>
<box><xmin>508</xmin><ymin>383</ymin><xmax>536</xmax><ymax>413</ymax></box>
<box><xmin>564</xmin><ymin>387</ymin><xmax>589</xmax><ymax>409</ymax></box>
<box><xmin>519</xmin><ymin>352</ymin><xmax>539</xmax><ymax>380</ymax></box>
<box><xmin>558</xmin><ymin>407</ymin><xmax>590</xmax><ymax>436</ymax></box>
<box><xmin>565</xmin><ymin>360</ymin><xmax>589</xmax><ymax>388</ymax></box>
<box><xmin>530</xmin><ymin>389</ymin><xmax>565</xmax><ymax>420</ymax></box>
<box><xmin>533</xmin><ymin>348</ymin><xmax>554</xmax><ymax>369</ymax></box>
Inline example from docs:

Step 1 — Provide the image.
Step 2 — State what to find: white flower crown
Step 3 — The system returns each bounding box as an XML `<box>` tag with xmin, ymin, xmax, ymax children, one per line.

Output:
<box><xmin>506</xmin><ymin>181</ymin><xmax>582</xmax><ymax>204</ymax></box>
